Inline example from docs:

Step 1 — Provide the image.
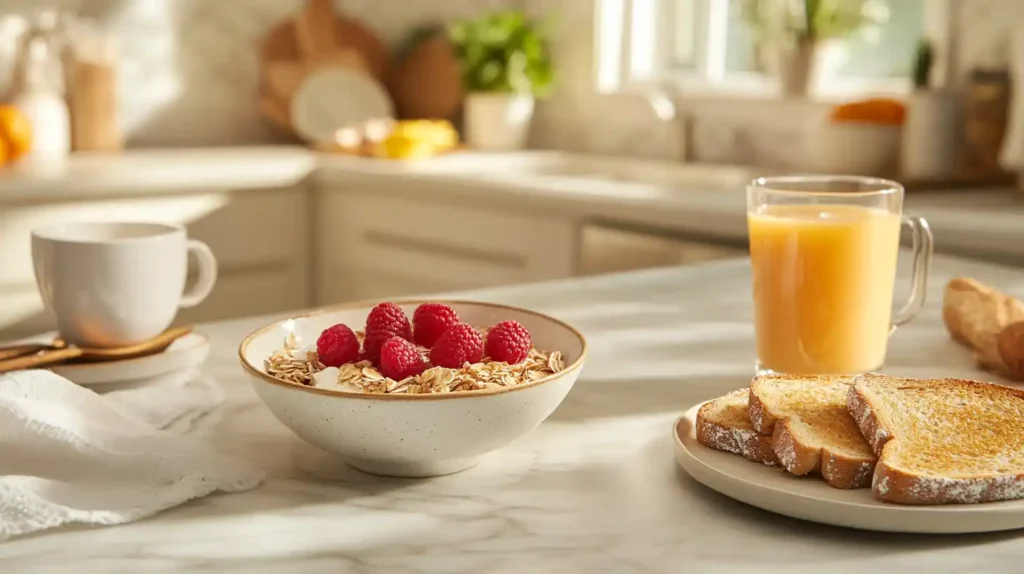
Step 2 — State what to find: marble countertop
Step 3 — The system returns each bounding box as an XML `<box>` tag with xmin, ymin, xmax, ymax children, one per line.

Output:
<box><xmin>0</xmin><ymin>147</ymin><xmax>314</xmax><ymax>200</ymax></box>
<box><xmin>1</xmin><ymin>146</ymin><xmax>1021</xmax><ymax>264</ymax></box>
<box><xmin>316</xmin><ymin>152</ymin><xmax>1024</xmax><ymax>265</ymax></box>
<box><xmin>3</xmin><ymin>255</ymin><xmax>1024</xmax><ymax>572</ymax></box>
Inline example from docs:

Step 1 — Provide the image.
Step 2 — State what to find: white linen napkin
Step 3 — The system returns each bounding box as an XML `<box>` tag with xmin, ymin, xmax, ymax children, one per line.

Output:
<box><xmin>0</xmin><ymin>369</ymin><xmax>265</xmax><ymax>542</ymax></box>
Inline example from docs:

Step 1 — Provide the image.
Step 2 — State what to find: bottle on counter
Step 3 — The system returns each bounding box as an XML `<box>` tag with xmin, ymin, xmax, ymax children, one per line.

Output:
<box><xmin>8</xmin><ymin>12</ymin><xmax>70</xmax><ymax>168</ymax></box>
<box><xmin>64</xmin><ymin>19</ymin><xmax>122</xmax><ymax>152</ymax></box>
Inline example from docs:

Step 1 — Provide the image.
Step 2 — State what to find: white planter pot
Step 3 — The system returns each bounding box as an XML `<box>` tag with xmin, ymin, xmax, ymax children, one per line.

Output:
<box><xmin>901</xmin><ymin>90</ymin><xmax>959</xmax><ymax>179</ymax></box>
<box><xmin>463</xmin><ymin>93</ymin><xmax>535</xmax><ymax>151</ymax></box>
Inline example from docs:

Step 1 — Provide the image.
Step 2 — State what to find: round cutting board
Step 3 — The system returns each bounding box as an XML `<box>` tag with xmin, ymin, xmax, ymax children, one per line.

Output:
<box><xmin>673</xmin><ymin>402</ymin><xmax>1024</xmax><ymax>533</ymax></box>
<box><xmin>290</xmin><ymin>66</ymin><xmax>393</xmax><ymax>144</ymax></box>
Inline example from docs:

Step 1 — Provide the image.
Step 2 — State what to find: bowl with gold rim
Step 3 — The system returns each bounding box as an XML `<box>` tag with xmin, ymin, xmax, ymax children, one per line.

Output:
<box><xmin>238</xmin><ymin>299</ymin><xmax>587</xmax><ymax>477</ymax></box>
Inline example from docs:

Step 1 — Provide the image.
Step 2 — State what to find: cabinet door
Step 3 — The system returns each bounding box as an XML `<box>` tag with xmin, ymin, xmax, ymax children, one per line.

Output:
<box><xmin>316</xmin><ymin>191</ymin><xmax>579</xmax><ymax>304</ymax></box>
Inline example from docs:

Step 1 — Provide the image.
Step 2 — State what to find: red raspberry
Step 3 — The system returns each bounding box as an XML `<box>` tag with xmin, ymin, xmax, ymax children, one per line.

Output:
<box><xmin>379</xmin><ymin>336</ymin><xmax>428</xmax><ymax>380</ymax></box>
<box><xmin>316</xmin><ymin>323</ymin><xmax>360</xmax><ymax>367</ymax></box>
<box><xmin>363</xmin><ymin>302</ymin><xmax>413</xmax><ymax>364</ymax></box>
<box><xmin>485</xmin><ymin>320</ymin><xmax>532</xmax><ymax>364</ymax></box>
<box><xmin>412</xmin><ymin>303</ymin><xmax>460</xmax><ymax>347</ymax></box>
<box><xmin>429</xmin><ymin>323</ymin><xmax>484</xmax><ymax>368</ymax></box>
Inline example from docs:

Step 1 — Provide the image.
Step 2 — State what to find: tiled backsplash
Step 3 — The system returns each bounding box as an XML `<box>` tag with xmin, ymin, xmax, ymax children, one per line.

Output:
<box><xmin>0</xmin><ymin>0</ymin><xmax>1017</xmax><ymax>161</ymax></box>
<box><xmin>0</xmin><ymin>0</ymin><xmax>520</xmax><ymax>146</ymax></box>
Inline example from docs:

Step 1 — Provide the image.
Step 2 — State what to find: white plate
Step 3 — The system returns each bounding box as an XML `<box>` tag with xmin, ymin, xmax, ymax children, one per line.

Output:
<box><xmin>49</xmin><ymin>332</ymin><xmax>210</xmax><ymax>388</ymax></box>
<box><xmin>290</xmin><ymin>66</ymin><xmax>393</xmax><ymax>144</ymax></box>
<box><xmin>672</xmin><ymin>402</ymin><xmax>1024</xmax><ymax>533</ymax></box>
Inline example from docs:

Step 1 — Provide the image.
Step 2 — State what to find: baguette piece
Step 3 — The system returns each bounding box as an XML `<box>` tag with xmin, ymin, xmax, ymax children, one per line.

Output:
<box><xmin>696</xmin><ymin>389</ymin><xmax>778</xmax><ymax>465</ymax></box>
<box><xmin>848</xmin><ymin>374</ymin><xmax>1024</xmax><ymax>505</ymax></box>
<box><xmin>943</xmin><ymin>277</ymin><xmax>1024</xmax><ymax>380</ymax></box>
<box><xmin>748</xmin><ymin>375</ymin><xmax>876</xmax><ymax>489</ymax></box>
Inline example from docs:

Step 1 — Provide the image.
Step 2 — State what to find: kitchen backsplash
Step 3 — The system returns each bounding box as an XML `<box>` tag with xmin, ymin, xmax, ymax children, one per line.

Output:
<box><xmin>0</xmin><ymin>0</ymin><xmax>1018</xmax><ymax>162</ymax></box>
<box><xmin>0</xmin><ymin>0</ymin><xmax>521</xmax><ymax>147</ymax></box>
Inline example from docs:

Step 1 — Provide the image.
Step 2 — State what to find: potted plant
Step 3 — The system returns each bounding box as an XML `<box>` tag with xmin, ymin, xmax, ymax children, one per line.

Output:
<box><xmin>739</xmin><ymin>0</ymin><xmax>888</xmax><ymax>97</ymax></box>
<box><xmin>901</xmin><ymin>39</ymin><xmax>958</xmax><ymax>179</ymax></box>
<box><xmin>449</xmin><ymin>11</ymin><xmax>554</xmax><ymax>150</ymax></box>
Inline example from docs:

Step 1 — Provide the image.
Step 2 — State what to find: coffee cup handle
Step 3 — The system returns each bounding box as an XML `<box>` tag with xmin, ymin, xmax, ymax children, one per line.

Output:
<box><xmin>180</xmin><ymin>239</ymin><xmax>218</xmax><ymax>309</ymax></box>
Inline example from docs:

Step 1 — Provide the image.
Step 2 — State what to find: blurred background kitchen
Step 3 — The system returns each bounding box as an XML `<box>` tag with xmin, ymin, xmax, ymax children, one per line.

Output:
<box><xmin>0</xmin><ymin>0</ymin><xmax>1022</xmax><ymax>339</ymax></box>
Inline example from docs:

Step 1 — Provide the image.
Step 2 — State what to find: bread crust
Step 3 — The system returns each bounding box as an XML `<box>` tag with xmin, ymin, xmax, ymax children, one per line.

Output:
<box><xmin>849</xmin><ymin>376</ymin><xmax>1024</xmax><ymax>505</ymax></box>
<box><xmin>749</xmin><ymin>380</ymin><xmax>875</xmax><ymax>489</ymax></box>
<box><xmin>696</xmin><ymin>397</ymin><xmax>777</xmax><ymax>465</ymax></box>
<box><xmin>943</xmin><ymin>277</ymin><xmax>1024</xmax><ymax>380</ymax></box>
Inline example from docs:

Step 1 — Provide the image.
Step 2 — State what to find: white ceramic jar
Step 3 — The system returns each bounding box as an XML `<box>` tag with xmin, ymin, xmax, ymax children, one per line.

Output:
<box><xmin>10</xmin><ymin>36</ymin><xmax>70</xmax><ymax>166</ymax></box>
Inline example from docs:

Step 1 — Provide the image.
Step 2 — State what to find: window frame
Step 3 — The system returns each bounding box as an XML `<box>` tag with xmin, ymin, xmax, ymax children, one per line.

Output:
<box><xmin>595</xmin><ymin>0</ymin><xmax>957</xmax><ymax>100</ymax></box>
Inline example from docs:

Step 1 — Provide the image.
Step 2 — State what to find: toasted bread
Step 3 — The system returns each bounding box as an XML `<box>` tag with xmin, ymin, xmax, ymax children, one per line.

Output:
<box><xmin>748</xmin><ymin>374</ymin><xmax>876</xmax><ymax>489</ymax></box>
<box><xmin>695</xmin><ymin>390</ymin><xmax>778</xmax><ymax>465</ymax></box>
<box><xmin>848</xmin><ymin>374</ymin><xmax>1024</xmax><ymax>505</ymax></box>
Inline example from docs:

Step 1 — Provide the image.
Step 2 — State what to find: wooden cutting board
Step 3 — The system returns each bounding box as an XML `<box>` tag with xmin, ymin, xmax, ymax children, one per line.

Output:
<box><xmin>256</xmin><ymin>0</ymin><xmax>393</xmax><ymax>138</ymax></box>
<box><xmin>336</xmin><ymin>15</ymin><xmax>390</xmax><ymax>82</ymax></box>
<box><xmin>388</xmin><ymin>31</ymin><xmax>462</xmax><ymax>120</ymax></box>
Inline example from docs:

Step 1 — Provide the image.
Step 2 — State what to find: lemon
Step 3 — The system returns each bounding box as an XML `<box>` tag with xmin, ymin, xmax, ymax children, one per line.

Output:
<box><xmin>381</xmin><ymin>134</ymin><xmax>435</xmax><ymax>160</ymax></box>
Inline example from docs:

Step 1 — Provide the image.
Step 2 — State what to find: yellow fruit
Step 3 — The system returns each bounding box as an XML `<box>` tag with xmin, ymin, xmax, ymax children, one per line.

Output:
<box><xmin>0</xmin><ymin>105</ymin><xmax>32</xmax><ymax>160</ymax></box>
<box><xmin>381</xmin><ymin>134</ymin><xmax>435</xmax><ymax>160</ymax></box>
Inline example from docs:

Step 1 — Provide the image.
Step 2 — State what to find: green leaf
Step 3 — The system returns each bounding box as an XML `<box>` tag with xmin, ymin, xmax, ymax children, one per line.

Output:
<box><xmin>448</xmin><ymin>9</ymin><xmax>555</xmax><ymax>95</ymax></box>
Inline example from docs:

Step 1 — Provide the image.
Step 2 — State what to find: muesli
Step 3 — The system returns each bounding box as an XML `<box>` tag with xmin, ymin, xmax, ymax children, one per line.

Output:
<box><xmin>265</xmin><ymin>301</ymin><xmax>566</xmax><ymax>394</ymax></box>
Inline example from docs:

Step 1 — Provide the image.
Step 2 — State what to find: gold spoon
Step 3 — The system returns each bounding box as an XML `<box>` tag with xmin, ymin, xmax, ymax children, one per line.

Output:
<box><xmin>0</xmin><ymin>326</ymin><xmax>193</xmax><ymax>374</ymax></box>
<box><xmin>0</xmin><ymin>339</ymin><xmax>65</xmax><ymax>361</ymax></box>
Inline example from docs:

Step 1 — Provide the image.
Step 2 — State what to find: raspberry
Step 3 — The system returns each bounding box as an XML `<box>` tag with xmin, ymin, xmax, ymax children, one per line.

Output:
<box><xmin>429</xmin><ymin>323</ymin><xmax>484</xmax><ymax>368</ymax></box>
<box><xmin>412</xmin><ymin>303</ymin><xmax>460</xmax><ymax>347</ymax></box>
<box><xmin>379</xmin><ymin>336</ymin><xmax>428</xmax><ymax>380</ymax></box>
<box><xmin>316</xmin><ymin>323</ymin><xmax>360</xmax><ymax>367</ymax></box>
<box><xmin>363</xmin><ymin>302</ymin><xmax>413</xmax><ymax>364</ymax></box>
<box><xmin>485</xmin><ymin>320</ymin><xmax>532</xmax><ymax>364</ymax></box>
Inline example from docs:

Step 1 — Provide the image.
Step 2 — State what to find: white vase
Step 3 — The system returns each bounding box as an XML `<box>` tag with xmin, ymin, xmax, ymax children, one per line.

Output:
<box><xmin>463</xmin><ymin>93</ymin><xmax>535</xmax><ymax>151</ymax></box>
<box><xmin>901</xmin><ymin>90</ymin><xmax>959</xmax><ymax>179</ymax></box>
<box><xmin>772</xmin><ymin>38</ymin><xmax>819</xmax><ymax>98</ymax></box>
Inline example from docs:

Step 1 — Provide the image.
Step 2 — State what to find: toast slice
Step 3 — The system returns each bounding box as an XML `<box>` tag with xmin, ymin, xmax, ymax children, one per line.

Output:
<box><xmin>696</xmin><ymin>389</ymin><xmax>778</xmax><ymax>465</ymax></box>
<box><xmin>748</xmin><ymin>374</ymin><xmax>876</xmax><ymax>489</ymax></box>
<box><xmin>848</xmin><ymin>374</ymin><xmax>1024</xmax><ymax>505</ymax></box>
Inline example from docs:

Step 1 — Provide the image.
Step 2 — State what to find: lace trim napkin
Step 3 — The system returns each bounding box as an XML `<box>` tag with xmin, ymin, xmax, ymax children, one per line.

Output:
<box><xmin>0</xmin><ymin>369</ymin><xmax>264</xmax><ymax>542</ymax></box>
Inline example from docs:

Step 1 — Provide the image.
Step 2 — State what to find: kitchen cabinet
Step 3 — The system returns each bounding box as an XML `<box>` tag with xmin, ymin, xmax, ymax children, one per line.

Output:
<box><xmin>0</xmin><ymin>185</ymin><xmax>311</xmax><ymax>339</ymax></box>
<box><xmin>315</xmin><ymin>188</ymin><xmax>578</xmax><ymax>304</ymax></box>
<box><xmin>578</xmin><ymin>225</ymin><xmax>747</xmax><ymax>276</ymax></box>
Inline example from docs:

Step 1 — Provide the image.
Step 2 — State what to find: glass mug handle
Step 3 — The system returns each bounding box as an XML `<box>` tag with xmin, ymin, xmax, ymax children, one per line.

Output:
<box><xmin>891</xmin><ymin>215</ymin><xmax>934</xmax><ymax>329</ymax></box>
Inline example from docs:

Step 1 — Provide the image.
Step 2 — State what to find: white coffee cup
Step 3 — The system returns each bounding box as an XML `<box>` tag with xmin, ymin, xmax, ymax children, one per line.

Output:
<box><xmin>31</xmin><ymin>221</ymin><xmax>218</xmax><ymax>348</ymax></box>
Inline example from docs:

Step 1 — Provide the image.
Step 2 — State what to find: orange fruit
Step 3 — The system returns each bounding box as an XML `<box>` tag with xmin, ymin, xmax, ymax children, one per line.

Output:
<box><xmin>829</xmin><ymin>97</ymin><xmax>906</xmax><ymax>126</ymax></box>
<box><xmin>0</xmin><ymin>133</ymin><xmax>8</xmax><ymax>167</ymax></box>
<box><xmin>0</xmin><ymin>105</ymin><xmax>33</xmax><ymax>160</ymax></box>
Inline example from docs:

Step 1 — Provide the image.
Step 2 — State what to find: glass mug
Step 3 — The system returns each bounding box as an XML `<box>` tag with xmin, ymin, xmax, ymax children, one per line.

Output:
<box><xmin>747</xmin><ymin>176</ymin><xmax>933</xmax><ymax>376</ymax></box>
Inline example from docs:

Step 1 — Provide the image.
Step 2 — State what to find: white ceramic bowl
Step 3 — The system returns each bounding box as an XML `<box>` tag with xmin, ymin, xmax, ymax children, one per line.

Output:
<box><xmin>239</xmin><ymin>299</ymin><xmax>588</xmax><ymax>478</ymax></box>
<box><xmin>810</xmin><ymin>121</ymin><xmax>902</xmax><ymax>176</ymax></box>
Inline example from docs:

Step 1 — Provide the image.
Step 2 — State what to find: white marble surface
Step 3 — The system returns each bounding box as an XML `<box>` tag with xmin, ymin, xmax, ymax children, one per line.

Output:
<box><xmin>316</xmin><ymin>151</ymin><xmax>1024</xmax><ymax>266</ymax></box>
<box><xmin>3</xmin><ymin>255</ymin><xmax>1024</xmax><ymax>572</ymax></box>
<box><xmin>0</xmin><ymin>146</ymin><xmax>313</xmax><ymax>199</ymax></box>
<box><xmin>1</xmin><ymin>146</ymin><xmax>1022</xmax><ymax>265</ymax></box>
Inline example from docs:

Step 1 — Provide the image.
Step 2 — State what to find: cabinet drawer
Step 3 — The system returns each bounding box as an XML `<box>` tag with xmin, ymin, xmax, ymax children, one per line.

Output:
<box><xmin>0</xmin><ymin>187</ymin><xmax>308</xmax><ymax>287</ymax></box>
<box><xmin>316</xmin><ymin>192</ymin><xmax>578</xmax><ymax>304</ymax></box>
<box><xmin>176</xmin><ymin>270</ymin><xmax>308</xmax><ymax>325</ymax></box>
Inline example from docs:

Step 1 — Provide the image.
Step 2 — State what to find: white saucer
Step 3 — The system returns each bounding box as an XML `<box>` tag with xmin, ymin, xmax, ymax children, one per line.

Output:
<box><xmin>673</xmin><ymin>402</ymin><xmax>1024</xmax><ymax>533</ymax></box>
<box><xmin>46</xmin><ymin>332</ymin><xmax>211</xmax><ymax>388</ymax></box>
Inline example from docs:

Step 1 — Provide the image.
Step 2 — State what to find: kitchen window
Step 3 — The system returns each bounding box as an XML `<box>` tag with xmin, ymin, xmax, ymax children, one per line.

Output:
<box><xmin>597</xmin><ymin>0</ymin><xmax>949</xmax><ymax>99</ymax></box>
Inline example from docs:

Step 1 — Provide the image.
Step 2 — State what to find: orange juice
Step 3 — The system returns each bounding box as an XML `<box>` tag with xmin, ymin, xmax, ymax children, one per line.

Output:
<box><xmin>748</xmin><ymin>204</ymin><xmax>901</xmax><ymax>374</ymax></box>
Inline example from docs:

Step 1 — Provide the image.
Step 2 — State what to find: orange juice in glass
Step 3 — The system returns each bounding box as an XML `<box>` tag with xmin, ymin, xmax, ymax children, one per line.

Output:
<box><xmin>747</xmin><ymin>176</ymin><xmax>932</xmax><ymax>375</ymax></box>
